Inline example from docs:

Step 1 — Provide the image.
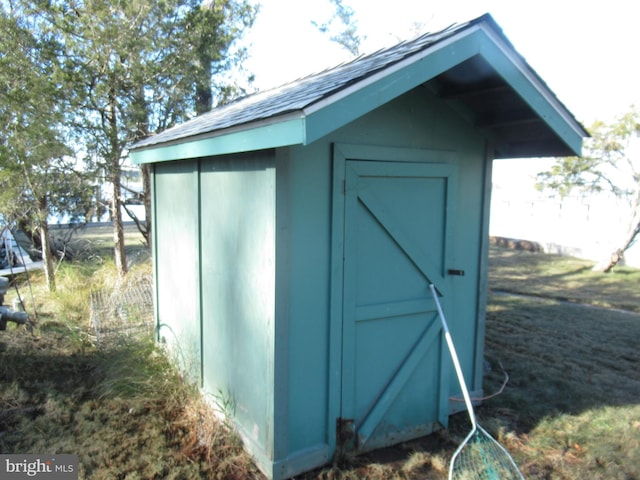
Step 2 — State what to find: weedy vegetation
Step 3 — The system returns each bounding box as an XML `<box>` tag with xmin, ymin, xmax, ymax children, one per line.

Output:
<box><xmin>0</xmin><ymin>226</ymin><xmax>260</xmax><ymax>479</ymax></box>
<box><xmin>1</xmin><ymin>230</ymin><xmax>639</xmax><ymax>479</ymax></box>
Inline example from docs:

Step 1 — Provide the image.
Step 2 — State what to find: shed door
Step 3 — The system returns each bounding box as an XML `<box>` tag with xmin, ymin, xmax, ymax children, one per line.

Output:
<box><xmin>340</xmin><ymin>159</ymin><xmax>456</xmax><ymax>453</ymax></box>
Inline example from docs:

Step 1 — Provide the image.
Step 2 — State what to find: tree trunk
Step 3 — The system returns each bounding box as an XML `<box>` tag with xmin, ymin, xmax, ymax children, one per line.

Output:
<box><xmin>112</xmin><ymin>169</ymin><xmax>128</xmax><ymax>277</ymax></box>
<box><xmin>39</xmin><ymin>221</ymin><xmax>56</xmax><ymax>292</ymax></box>
<box><xmin>37</xmin><ymin>196</ymin><xmax>55</xmax><ymax>292</ymax></box>
<box><xmin>107</xmin><ymin>83</ymin><xmax>127</xmax><ymax>278</ymax></box>
<box><xmin>131</xmin><ymin>82</ymin><xmax>152</xmax><ymax>249</ymax></box>
<box><xmin>593</xmin><ymin>194</ymin><xmax>640</xmax><ymax>273</ymax></box>
<box><xmin>141</xmin><ymin>163</ymin><xmax>152</xmax><ymax>250</ymax></box>
<box><xmin>195</xmin><ymin>54</ymin><xmax>212</xmax><ymax>115</ymax></box>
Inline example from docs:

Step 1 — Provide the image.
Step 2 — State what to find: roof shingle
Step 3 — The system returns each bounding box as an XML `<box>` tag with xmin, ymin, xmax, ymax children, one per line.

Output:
<box><xmin>132</xmin><ymin>17</ymin><xmax>478</xmax><ymax>150</ymax></box>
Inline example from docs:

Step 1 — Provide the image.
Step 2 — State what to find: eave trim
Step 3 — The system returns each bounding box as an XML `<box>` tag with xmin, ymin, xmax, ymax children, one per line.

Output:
<box><xmin>477</xmin><ymin>24</ymin><xmax>587</xmax><ymax>156</ymax></box>
<box><xmin>303</xmin><ymin>27</ymin><xmax>483</xmax><ymax>144</ymax></box>
<box><xmin>130</xmin><ymin>116</ymin><xmax>305</xmax><ymax>164</ymax></box>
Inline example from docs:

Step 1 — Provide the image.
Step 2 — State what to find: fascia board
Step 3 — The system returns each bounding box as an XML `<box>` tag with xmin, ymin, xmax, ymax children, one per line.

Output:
<box><xmin>302</xmin><ymin>27</ymin><xmax>484</xmax><ymax>145</ymax></box>
<box><xmin>130</xmin><ymin>115</ymin><xmax>305</xmax><ymax>164</ymax></box>
<box><xmin>477</xmin><ymin>24</ymin><xmax>586</xmax><ymax>155</ymax></box>
<box><xmin>304</xmin><ymin>23</ymin><xmax>585</xmax><ymax>156</ymax></box>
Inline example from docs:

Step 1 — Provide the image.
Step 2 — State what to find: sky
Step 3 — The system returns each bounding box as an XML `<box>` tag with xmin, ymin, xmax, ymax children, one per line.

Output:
<box><xmin>241</xmin><ymin>0</ymin><xmax>640</xmax><ymax>126</ymax></box>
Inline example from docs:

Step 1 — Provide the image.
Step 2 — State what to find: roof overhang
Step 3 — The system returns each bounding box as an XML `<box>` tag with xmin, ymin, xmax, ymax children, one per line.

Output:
<box><xmin>130</xmin><ymin>16</ymin><xmax>587</xmax><ymax>164</ymax></box>
<box><xmin>132</xmin><ymin>115</ymin><xmax>305</xmax><ymax>163</ymax></box>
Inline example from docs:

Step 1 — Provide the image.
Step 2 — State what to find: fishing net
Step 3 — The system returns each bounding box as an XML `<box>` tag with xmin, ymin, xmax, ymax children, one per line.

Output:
<box><xmin>450</xmin><ymin>425</ymin><xmax>524</xmax><ymax>480</ymax></box>
<box><xmin>429</xmin><ymin>284</ymin><xmax>525</xmax><ymax>480</ymax></box>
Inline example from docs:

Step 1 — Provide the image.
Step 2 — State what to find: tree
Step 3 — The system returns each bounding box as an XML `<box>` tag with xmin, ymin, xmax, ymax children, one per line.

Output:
<box><xmin>21</xmin><ymin>0</ymin><xmax>256</xmax><ymax>277</ymax></box>
<box><xmin>133</xmin><ymin>0</ymin><xmax>256</xmax><ymax>254</ymax></box>
<box><xmin>536</xmin><ymin>107</ymin><xmax>640</xmax><ymax>272</ymax></box>
<box><xmin>187</xmin><ymin>0</ymin><xmax>257</xmax><ymax>115</ymax></box>
<box><xmin>0</xmin><ymin>6</ymin><xmax>93</xmax><ymax>291</ymax></box>
<box><xmin>312</xmin><ymin>0</ymin><xmax>362</xmax><ymax>56</ymax></box>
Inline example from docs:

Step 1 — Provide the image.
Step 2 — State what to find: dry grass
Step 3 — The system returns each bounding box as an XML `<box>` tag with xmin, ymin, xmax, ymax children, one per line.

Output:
<box><xmin>0</xmin><ymin>303</ymin><xmax>260</xmax><ymax>479</ymax></box>
<box><xmin>1</xmin><ymin>235</ymin><xmax>639</xmax><ymax>479</ymax></box>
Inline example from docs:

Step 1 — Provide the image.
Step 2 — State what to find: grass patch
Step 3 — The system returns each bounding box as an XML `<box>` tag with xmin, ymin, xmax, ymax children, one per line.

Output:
<box><xmin>481</xmin><ymin>247</ymin><xmax>640</xmax><ymax>479</ymax></box>
<box><xmin>489</xmin><ymin>245</ymin><xmax>640</xmax><ymax>313</ymax></box>
<box><xmin>484</xmin><ymin>294</ymin><xmax>639</xmax><ymax>421</ymax></box>
<box><xmin>49</xmin><ymin>223</ymin><xmax>148</xmax><ymax>261</ymax></box>
<box><xmin>1</xmin><ymin>237</ymin><xmax>638</xmax><ymax>479</ymax></box>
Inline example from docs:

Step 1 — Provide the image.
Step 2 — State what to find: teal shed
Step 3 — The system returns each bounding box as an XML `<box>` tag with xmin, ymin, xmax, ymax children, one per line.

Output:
<box><xmin>130</xmin><ymin>14</ymin><xmax>587</xmax><ymax>479</ymax></box>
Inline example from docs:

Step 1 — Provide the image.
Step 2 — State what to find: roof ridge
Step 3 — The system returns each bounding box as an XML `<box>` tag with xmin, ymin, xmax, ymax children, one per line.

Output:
<box><xmin>169</xmin><ymin>14</ymin><xmax>491</xmax><ymax>117</ymax></box>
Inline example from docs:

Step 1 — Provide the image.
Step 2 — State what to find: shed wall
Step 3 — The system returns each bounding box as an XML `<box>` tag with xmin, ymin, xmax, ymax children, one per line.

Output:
<box><xmin>199</xmin><ymin>152</ymin><xmax>277</xmax><ymax>457</ymax></box>
<box><xmin>154</xmin><ymin>160</ymin><xmax>202</xmax><ymax>381</ymax></box>
<box><xmin>152</xmin><ymin>152</ymin><xmax>278</xmax><ymax>469</ymax></box>
<box><xmin>282</xmin><ymin>86</ymin><xmax>491</xmax><ymax>460</ymax></box>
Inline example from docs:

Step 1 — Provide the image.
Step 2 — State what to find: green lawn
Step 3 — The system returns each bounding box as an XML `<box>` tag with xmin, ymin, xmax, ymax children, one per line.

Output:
<box><xmin>489</xmin><ymin>245</ymin><xmax>640</xmax><ymax>313</ymax></box>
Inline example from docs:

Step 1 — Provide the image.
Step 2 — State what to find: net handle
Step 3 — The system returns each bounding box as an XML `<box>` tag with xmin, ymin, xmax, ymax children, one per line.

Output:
<box><xmin>430</xmin><ymin>284</ymin><xmax>477</xmax><ymax>430</ymax></box>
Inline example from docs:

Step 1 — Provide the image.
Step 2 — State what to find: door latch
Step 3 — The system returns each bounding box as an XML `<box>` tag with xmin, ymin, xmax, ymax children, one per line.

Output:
<box><xmin>447</xmin><ymin>269</ymin><xmax>465</xmax><ymax>276</ymax></box>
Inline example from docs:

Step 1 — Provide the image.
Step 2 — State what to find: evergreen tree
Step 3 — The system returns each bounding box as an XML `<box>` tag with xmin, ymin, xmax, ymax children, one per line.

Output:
<box><xmin>13</xmin><ymin>0</ymin><xmax>256</xmax><ymax>277</ymax></box>
<box><xmin>0</xmin><ymin>6</ymin><xmax>92</xmax><ymax>291</ymax></box>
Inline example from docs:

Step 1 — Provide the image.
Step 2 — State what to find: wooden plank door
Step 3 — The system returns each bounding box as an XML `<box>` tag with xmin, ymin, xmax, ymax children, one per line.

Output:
<box><xmin>340</xmin><ymin>159</ymin><xmax>456</xmax><ymax>453</ymax></box>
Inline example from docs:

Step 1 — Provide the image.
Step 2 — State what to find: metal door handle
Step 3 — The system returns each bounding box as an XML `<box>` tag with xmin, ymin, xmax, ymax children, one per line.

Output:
<box><xmin>447</xmin><ymin>269</ymin><xmax>465</xmax><ymax>276</ymax></box>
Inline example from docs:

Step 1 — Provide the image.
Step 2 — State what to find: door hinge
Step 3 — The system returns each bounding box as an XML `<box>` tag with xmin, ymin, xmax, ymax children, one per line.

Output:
<box><xmin>336</xmin><ymin>417</ymin><xmax>355</xmax><ymax>450</ymax></box>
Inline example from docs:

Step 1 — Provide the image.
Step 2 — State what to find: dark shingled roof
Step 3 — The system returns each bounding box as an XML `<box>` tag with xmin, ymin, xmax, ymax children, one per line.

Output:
<box><xmin>132</xmin><ymin>16</ymin><xmax>483</xmax><ymax>150</ymax></box>
<box><xmin>131</xmin><ymin>13</ymin><xmax>587</xmax><ymax>158</ymax></box>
